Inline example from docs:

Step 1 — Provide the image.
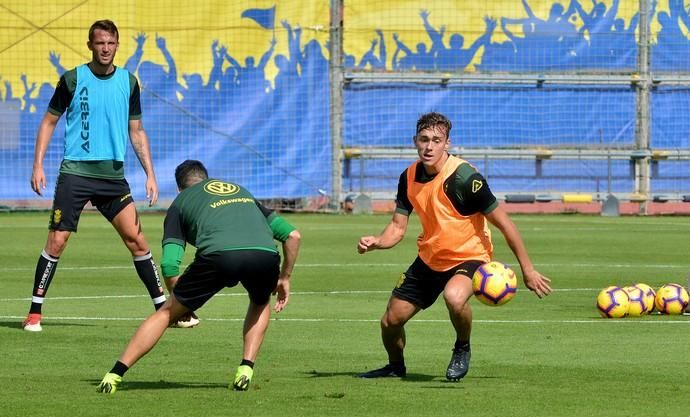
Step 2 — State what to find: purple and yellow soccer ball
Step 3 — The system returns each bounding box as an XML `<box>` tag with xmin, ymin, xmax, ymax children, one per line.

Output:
<box><xmin>654</xmin><ymin>283</ymin><xmax>689</xmax><ymax>315</ymax></box>
<box><xmin>472</xmin><ymin>261</ymin><xmax>518</xmax><ymax>306</ymax></box>
<box><xmin>597</xmin><ymin>286</ymin><xmax>629</xmax><ymax>318</ymax></box>
<box><xmin>623</xmin><ymin>285</ymin><xmax>651</xmax><ymax>317</ymax></box>
<box><xmin>632</xmin><ymin>283</ymin><xmax>656</xmax><ymax>314</ymax></box>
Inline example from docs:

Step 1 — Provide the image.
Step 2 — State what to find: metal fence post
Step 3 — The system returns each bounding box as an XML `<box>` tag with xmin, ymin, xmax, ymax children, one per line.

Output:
<box><xmin>635</xmin><ymin>0</ymin><xmax>652</xmax><ymax>214</ymax></box>
<box><xmin>329</xmin><ymin>0</ymin><xmax>344</xmax><ymax>211</ymax></box>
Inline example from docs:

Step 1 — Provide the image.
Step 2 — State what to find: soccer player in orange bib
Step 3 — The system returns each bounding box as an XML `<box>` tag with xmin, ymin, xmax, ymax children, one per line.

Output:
<box><xmin>356</xmin><ymin>112</ymin><xmax>552</xmax><ymax>381</ymax></box>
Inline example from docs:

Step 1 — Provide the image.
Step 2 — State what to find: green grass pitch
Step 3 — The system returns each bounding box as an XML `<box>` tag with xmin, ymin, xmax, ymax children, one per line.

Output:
<box><xmin>1</xmin><ymin>211</ymin><xmax>690</xmax><ymax>416</ymax></box>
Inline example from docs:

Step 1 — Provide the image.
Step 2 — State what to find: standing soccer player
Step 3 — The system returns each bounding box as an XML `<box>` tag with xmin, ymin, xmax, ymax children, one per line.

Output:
<box><xmin>356</xmin><ymin>112</ymin><xmax>552</xmax><ymax>381</ymax></box>
<box><xmin>97</xmin><ymin>160</ymin><xmax>301</xmax><ymax>393</ymax></box>
<box><xmin>23</xmin><ymin>19</ymin><xmax>169</xmax><ymax>332</ymax></box>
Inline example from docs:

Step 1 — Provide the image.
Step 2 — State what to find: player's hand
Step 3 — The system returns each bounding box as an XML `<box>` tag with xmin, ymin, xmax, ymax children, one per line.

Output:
<box><xmin>273</xmin><ymin>277</ymin><xmax>290</xmax><ymax>313</ymax></box>
<box><xmin>357</xmin><ymin>236</ymin><xmax>378</xmax><ymax>254</ymax></box>
<box><xmin>522</xmin><ymin>268</ymin><xmax>552</xmax><ymax>298</ymax></box>
<box><xmin>30</xmin><ymin>166</ymin><xmax>46</xmax><ymax>196</ymax></box>
<box><xmin>145</xmin><ymin>177</ymin><xmax>158</xmax><ymax>206</ymax></box>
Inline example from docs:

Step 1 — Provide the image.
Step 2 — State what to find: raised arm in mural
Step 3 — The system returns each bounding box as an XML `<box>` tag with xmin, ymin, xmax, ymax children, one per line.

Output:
<box><xmin>135</xmin><ymin>33</ymin><xmax>182</xmax><ymax>101</ymax></box>
<box><xmin>223</xmin><ymin>46</ymin><xmax>242</xmax><ymax>73</ymax></box>
<box><xmin>274</xmin><ymin>20</ymin><xmax>303</xmax><ymax>93</ymax></box>
<box><xmin>574</xmin><ymin>0</ymin><xmax>620</xmax><ymax>35</ymax></box>
<box><xmin>218</xmin><ymin>44</ymin><xmax>238</xmax><ymax>91</ymax></box>
<box><xmin>502</xmin><ymin>0</ymin><xmax>578</xmax><ymax>67</ymax></box>
<box><xmin>521</xmin><ymin>0</ymin><xmax>577</xmax><ymax>36</ymax></box>
<box><xmin>208</xmin><ymin>40</ymin><xmax>238</xmax><ymax>90</ymax></box>
<box><xmin>155</xmin><ymin>34</ymin><xmax>178</xmax><ymax>85</ymax></box>
<box><xmin>437</xmin><ymin>16</ymin><xmax>497</xmax><ymax>71</ymax></box>
<box><xmin>20</xmin><ymin>73</ymin><xmax>36</xmax><ymax>111</ymax></box>
<box><xmin>124</xmin><ymin>32</ymin><xmax>147</xmax><ymax>74</ymax></box>
<box><xmin>257</xmin><ymin>37</ymin><xmax>278</xmax><ymax>73</ymax></box>
<box><xmin>359</xmin><ymin>29</ymin><xmax>387</xmax><ymax>69</ymax></box>
<box><xmin>282</xmin><ymin>20</ymin><xmax>304</xmax><ymax>70</ymax></box>
<box><xmin>520</xmin><ymin>0</ymin><xmax>538</xmax><ymax>21</ymax></box>
<box><xmin>224</xmin><ymin>38</ymin><xmax>276</xmax><ymax>92</ymax></box>
<box><xmin>500</xmin><ymin>16</ymin><xmax>530</xmax><ymax>52</ymax></box>
<box><xmin>393</xmin><ymin>33</ymin><xmax>434</xmax><ymax>71</ymax></box>
<box><xmin>393</xmin><ymin>33</ymin><xmax>413</xmax><ymax>56</ymax></box>
<box><xmin>392</xmin><ymin>32</ymin><xmax>413</xmax><ymax>70</ymax></box>
<box><xmin>3</xmin><ymin>80</ymin><xmax>12</xmax><ymax>102</ymax></box>
<box><xmin>207</xmin><ymin>40</ymin><xmax>224</xmax><ymax>90</ymax></box>
<box><xmin>48</xmin><ymin>51</ymin><xmax>66</xmax><ymax>77</ymax></box>
<box><xmin>420</xmin><ymin>9</ymin><xmax>445</xmax><ymax>56</ymax></box>
<box><xmin>2</xmin><ymin>78</ymin><xmax>22</xmax><ymax>110</ymax></box>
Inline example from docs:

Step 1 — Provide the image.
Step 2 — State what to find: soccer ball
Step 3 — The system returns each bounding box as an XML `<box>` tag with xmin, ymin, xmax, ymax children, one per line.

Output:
<box><xmin>596</xmin><ymin>286</ymin><xmax>629</xmax><ymax>318</ymax></box>
<box><xmin>654</xmin><ymin>283</ymin><xmax>689</xmax><ymax>315</ymax></box>
<box><xmin>624</xmin><ymin>285</ymin><xmax>651</xmax><ymax>317</ymax></box>
<box><xmin>633</xmin><ymin>283</ymin><xmax>656</xmax><ymax>314</ymax></box>
<box><xmin>472</xmin><ymin>261</ymin><xmax>517</xmax><ymax>306</ymax></box>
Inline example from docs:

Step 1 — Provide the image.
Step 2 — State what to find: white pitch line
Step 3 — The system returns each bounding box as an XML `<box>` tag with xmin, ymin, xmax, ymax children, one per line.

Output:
<box><xmin>1</xmin><ymin>315</ymin><xmax>689</xmax><ymax>324</ymax></box>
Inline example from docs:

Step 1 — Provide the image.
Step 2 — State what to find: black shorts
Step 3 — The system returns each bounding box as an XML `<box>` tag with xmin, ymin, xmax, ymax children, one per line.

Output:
<box><xmin>392</xmin><ymin>257</ymin><xmax>485</xmax><ymax>309</ymax></box>
<box><xmin>173</xmin><ymin>249</ymin><xmax>281</xmax><ymax>311</ymax></box>
<box><xmin>49</xmin><ymin>173</ymin><xmax>134</xmax><ymax>231</ymax></box>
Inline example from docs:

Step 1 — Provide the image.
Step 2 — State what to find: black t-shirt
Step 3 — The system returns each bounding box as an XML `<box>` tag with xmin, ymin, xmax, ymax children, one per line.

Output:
<box><xmin>395</xmin><ymin>160</ymin><xmax>498</xmax><ymax>217</ymax></box>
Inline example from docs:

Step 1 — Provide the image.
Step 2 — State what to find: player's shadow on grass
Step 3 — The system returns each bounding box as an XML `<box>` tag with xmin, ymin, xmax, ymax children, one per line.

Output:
<box><xmin>85</xmin><ymin>379</ymin><xmax>227</xmax><ymax>391</ymax></box>
<box><xmin>303</xmin><ymin>370</ymin><xmax>437</xmax><ymax>382</ymax></box>
<box><xmin>1</xmin><ymin>321</ymin><xmax>94</xmax><ymax>330</ymax></box>
<box><xmin>0</xmin><ymin>321</ymin><xmax>28</xmax><ymax>330</ymax></box>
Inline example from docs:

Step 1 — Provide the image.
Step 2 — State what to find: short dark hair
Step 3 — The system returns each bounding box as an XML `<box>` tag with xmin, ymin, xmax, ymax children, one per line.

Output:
<box><xmin>175</xmin><ymin>160</ymin><xmax>209</xmax><ymax>190</ymax></box>
<box><xmin>415</xmin><ymin>112</ymin><xmax>452</xmax><ymax>138</ymax></box>
<box><xmin>88</xmin><ymin>19</ymin><xmax>119</xmax><ymax>43</ymax></box>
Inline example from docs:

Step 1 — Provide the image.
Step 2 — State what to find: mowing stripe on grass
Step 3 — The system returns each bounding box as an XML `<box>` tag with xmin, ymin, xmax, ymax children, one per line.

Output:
<box><xmin>1</xmin><ymin>262</ymin><xmax>688</xmax><ymax>272</ymax></box>
<box><xmin>0</xmin><ymin>287</ymin><xmax>640</xmax><ymax>302</ymax></box>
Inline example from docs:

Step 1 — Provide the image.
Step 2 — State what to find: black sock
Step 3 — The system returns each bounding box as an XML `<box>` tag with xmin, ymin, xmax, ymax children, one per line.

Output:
<box><xmin>133</xmin><ymin>252</ymin><xmax>166</xmax><ymax>309</ymax></box>
<box><xmin>389</xmin><ymin>360</ymin><xmax>405</xmax><ymax>371</ymax></box>
<box><xmin>454</xmin><ymin>340</ymin><xmax>470</xmax><ymax>351</ymax></box>
<box><xmin>240</xmin><ymin>359</ymin><xmax>255</xmax><ymax>368</ymax></box>
<box><xmin>29</xmin><ymin>250</ymin><xmax>60</xmax><ymax>314</ymax></box>
<box><xmin>110</xmin><ymin>361</ymin><xmax>129</xmax><ymax>377</ymax></box>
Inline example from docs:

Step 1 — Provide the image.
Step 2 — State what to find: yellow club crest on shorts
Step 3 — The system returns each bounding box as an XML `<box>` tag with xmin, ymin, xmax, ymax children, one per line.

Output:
<box><xmin>204</xmin><ymin>180</ymin><xmax>240</xmax><ymax>196</ymax></box>
<box><xmin>395</xmin><ymin>273</ymin><xmax>406</xmax><ymax>288</ymax></box>
<box><xmin>52</xmin><ymin>209</ymin><xmax>62</xmax><ymax>224</ymax></box>
<box><xmin>472</xmin><ymin>179</ymin><xmax>483</xmax><ymax>193</ymax></box>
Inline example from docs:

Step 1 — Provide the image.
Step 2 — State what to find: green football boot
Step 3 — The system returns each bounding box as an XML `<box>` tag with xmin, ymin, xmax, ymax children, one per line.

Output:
<box><xmin>96</xmin><ymin>372</ymin><xmax>122</xmax><ymax>394</ymax></box>
<box><xmin>232</xmin><ymin>365</ymin><xmax>254</xmax><ymax>391</ymax></box>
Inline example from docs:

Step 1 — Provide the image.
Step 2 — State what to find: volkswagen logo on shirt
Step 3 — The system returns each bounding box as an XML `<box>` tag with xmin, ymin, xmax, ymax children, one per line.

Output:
<box><xmin>204</xmin><ymin>180</ymin><xmax>240</xmax><ymax>196</ymax></box>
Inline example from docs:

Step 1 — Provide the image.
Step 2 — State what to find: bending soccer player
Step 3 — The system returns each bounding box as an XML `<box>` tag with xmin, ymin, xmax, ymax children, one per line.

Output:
<box><xmin>356</xmin><ymin>112</ymin><xmax>552</xmax><ymax>381</ymax></box>
<box><xmin>98</xmin><ymin>160</ymin><xmax>301</xmax><ymax>393</ymax></box>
